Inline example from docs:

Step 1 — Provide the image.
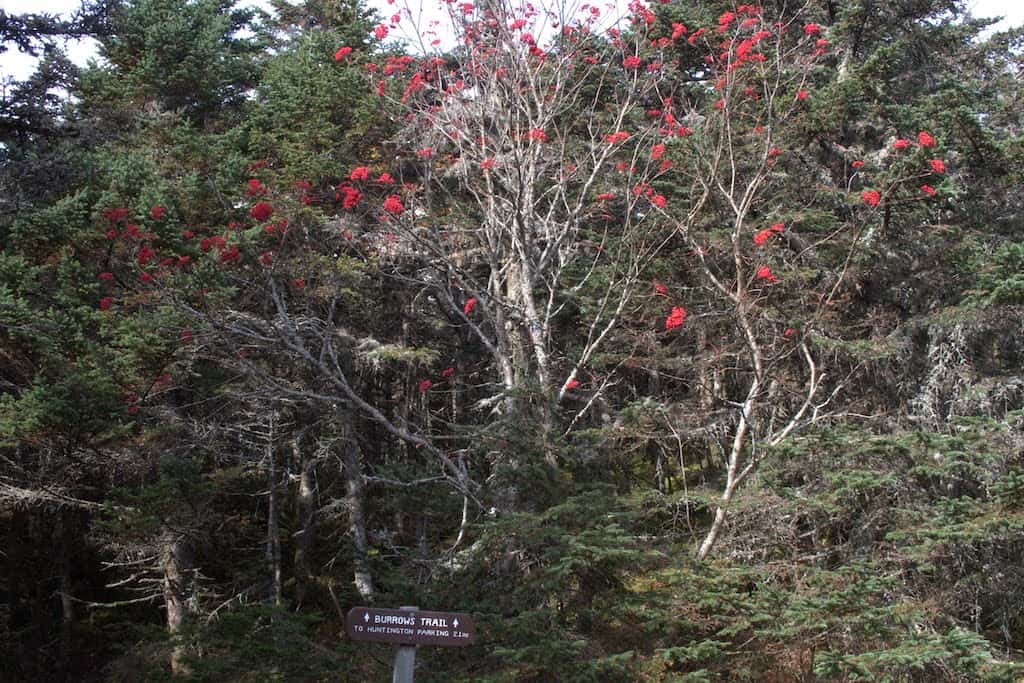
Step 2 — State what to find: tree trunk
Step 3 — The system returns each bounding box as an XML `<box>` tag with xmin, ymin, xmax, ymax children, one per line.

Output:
<box><xmin>695</xmin><ymin>498</ymin><xmax>729</xmax><ymax>562</ymax></box>
<box><xmin>341</xmin><ymin>419</ymin><xmax>374</xmax><ymax>601</ymax></box>
<box><xmin>292</xmin><ymin>435</ymin><xmax>317</xmax><ymax>608</ymax></box>
<box><xmin>695</xmin><ymin>381</ymin><xmax>757</xmax><ymax>562</ymax></box>
<box><xmin>160</xmin><ymin>528</ymin><xmax>192</xmax><ymax>676</ymax></box>
<box><xmin>266</xmin><ymin>430</ymin><xmax>283</xmax><ymax>608</ymax></box>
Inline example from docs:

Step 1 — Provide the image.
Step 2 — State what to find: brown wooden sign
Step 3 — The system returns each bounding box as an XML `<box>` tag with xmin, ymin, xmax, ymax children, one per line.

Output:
<box><xmin>345</xmin><ymin>607</ymin><xmax>476</xmax><ymax>647</ymax></box>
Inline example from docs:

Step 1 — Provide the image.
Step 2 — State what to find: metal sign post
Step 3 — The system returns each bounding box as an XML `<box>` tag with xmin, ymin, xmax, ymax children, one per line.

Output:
<box><xmin>392</xmin><ymin>606</ymin><xmax>417</xmax><ymax>683</ymax></box>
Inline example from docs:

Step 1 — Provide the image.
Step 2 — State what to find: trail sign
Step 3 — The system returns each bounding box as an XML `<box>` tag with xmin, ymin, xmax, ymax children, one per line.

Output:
<box><xmin>345</xmin><ymin>606</ymin><xmax>476</xmax><ymax>647</ymax></box>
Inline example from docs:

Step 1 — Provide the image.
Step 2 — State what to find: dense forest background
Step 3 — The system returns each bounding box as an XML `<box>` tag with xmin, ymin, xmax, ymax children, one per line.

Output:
<box><xmin>1</xmin><ymin>0</ymin><xmax>1023</xmax><ymax>680</ymax></box>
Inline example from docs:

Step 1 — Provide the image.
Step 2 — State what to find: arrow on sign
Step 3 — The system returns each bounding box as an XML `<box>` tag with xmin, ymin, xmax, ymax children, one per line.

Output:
<box><xmin>363</xmin><ymin>612</ymin><xmax>370</xmax><ymax>623</ymax></box>
<box><xmin>453</xmin><ymin>618</ymin><xmax>459</xmax><ymax>628</ymax></box>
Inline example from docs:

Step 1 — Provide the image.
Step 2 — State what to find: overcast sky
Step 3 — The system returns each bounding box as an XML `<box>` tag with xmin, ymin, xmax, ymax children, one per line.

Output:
<box><xmin>1</xmin><ymin>0</ymin><xmax>1022</xmax><ymax>82</ymax></box>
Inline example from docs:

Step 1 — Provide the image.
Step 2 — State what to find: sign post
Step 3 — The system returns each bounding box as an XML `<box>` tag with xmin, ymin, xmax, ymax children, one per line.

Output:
<box><xmin>392</xmin><ymin>606</ymin><xmax>417</xmax><ymax>683</ymax></box>
<box><xmin>345</xmin><ymin>605</ymin><xmax>476</xmax><ymax>682</ymax></box>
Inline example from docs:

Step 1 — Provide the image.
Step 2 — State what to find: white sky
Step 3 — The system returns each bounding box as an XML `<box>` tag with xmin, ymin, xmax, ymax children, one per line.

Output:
<box><xmin>0</xmin><ymin>0</ymin><xmax>1022</xmax><ymax>82</ymax></box>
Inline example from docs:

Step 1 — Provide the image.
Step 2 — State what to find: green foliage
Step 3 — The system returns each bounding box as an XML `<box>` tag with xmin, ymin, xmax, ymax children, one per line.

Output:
<box><xmin>8</xmin><ymin>189</ymin><xmax>95</xmax><ymax>254</ymax></box>
<box><xmin>103</xmin><ymin>455</ymin><xmax>213</xmax><ymax>539</ymax></box>
<box><xmin>245</xmin><ymin>29</ymin><xmax>372</xmax><ymax>181</ymax></box>
<box><xmin>100</xmin><ymin>0</ymin><xmax>265</xmax><ymax>119</ymax></box>
<box><xmin>359</xmin><ymin>341</ymin><xmax>441</xmax><ymax>367</ymax></box>
<box><xmin>0</xmin><ymin>366</ymin><xmax>125</xmax><ymax>446</ymax></box>
<box><xmin>423</xmin><ymin>488</ymin><xmax>655</xmax><ymax>682</ymax></box>
<box><xmin>971</xmin><ymin>242</ymin><xmax>1024</xmax><ymax>305</ymax></box>
<box><xmin>178</xmin><ymin>606</ymin><xmax>360</xmax><ymax>681</ymax></box>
